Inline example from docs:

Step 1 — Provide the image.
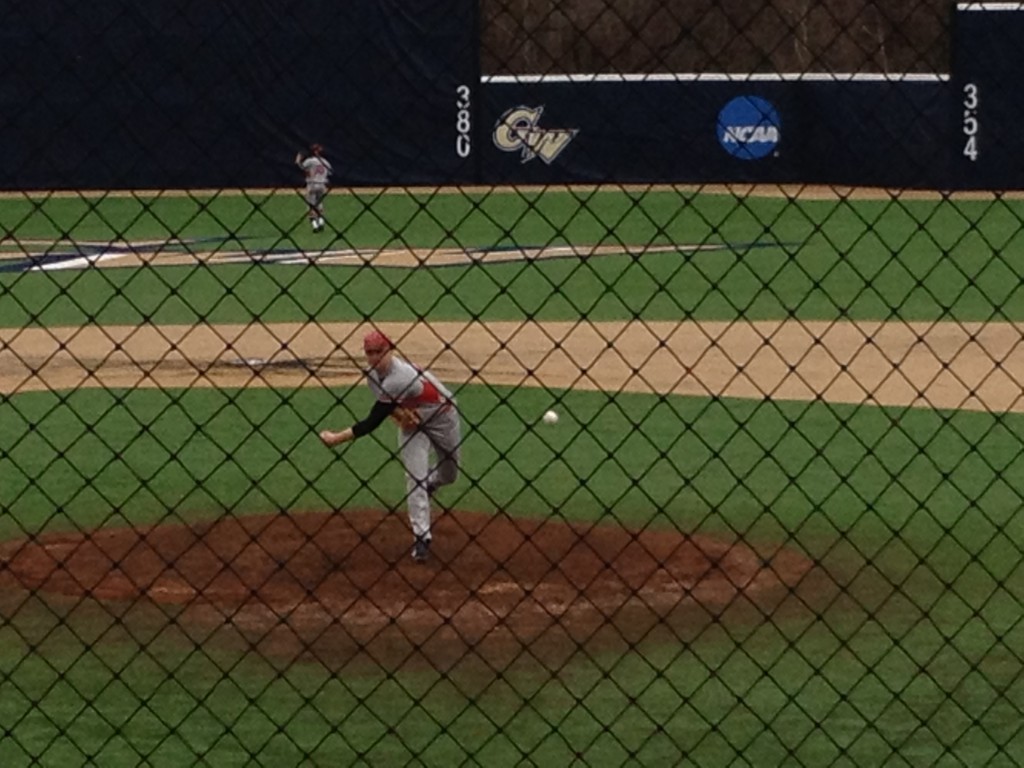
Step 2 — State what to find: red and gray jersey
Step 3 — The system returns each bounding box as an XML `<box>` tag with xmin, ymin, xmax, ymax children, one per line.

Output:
<box><xmin>300</xmin><ymin>156</ymin><xmax>333</xmax><ymax>188</ymax></box>
<box><xmin>367</xmin><ymin>356</ymin><xmax>454</xmax><ymax>416</ymax></box>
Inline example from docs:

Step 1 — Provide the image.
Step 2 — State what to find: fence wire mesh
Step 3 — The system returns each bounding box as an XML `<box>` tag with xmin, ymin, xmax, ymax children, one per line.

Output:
<box><xmin>1</xmin><ymin>1</ymin><xmax>1022</xmax><ymax>766</ymax></box>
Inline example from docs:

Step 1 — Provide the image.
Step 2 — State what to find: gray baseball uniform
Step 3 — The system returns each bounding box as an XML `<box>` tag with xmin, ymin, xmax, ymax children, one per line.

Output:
<box><xmin>366</xmin><ymin>355</ymin><xmax>461</xmax><ymax>542</ymax></box>
<box><xmin>299</xmin><ymin>155</ymin><xmax>332</xmax><ymax>207</ymax></box>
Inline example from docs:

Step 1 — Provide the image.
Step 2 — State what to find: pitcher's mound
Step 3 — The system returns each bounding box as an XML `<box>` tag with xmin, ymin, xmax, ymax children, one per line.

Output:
<box><xmin>1</xmin><ymin>510</ymin><xmax>812</xmax><ymax>670</ymax></box>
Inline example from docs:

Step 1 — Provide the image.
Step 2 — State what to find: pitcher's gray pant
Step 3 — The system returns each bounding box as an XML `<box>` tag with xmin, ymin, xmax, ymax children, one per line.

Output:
<box><xmin>398</xmin><ymin>405</ymin><xmax>461</xmax><ymax>541</ymax></box>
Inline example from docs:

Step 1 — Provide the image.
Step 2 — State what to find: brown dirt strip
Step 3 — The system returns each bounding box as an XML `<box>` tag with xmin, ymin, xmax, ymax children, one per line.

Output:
<box><xmin>0</xmin><ymin>243</ymin><xmax>704</xmax><ymax>268</ymax></box>
<box><xmin>1</xmin><ymin>319</ymin><xmax>1021</xmax><ymax>413</ymax></box>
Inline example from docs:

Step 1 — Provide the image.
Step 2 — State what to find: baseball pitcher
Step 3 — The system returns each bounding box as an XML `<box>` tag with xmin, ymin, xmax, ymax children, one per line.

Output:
<box><xmin>295</xmin><ymin>143</ymin><xmax>333</xmax><ymax>232</ymax></box>
<box><xmin>319</xmin><ymin>330</ymin><xmax>461</xmax><ymax>563</ymax></box>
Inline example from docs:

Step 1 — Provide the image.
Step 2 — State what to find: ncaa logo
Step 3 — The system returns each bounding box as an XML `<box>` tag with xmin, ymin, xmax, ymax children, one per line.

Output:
<box><xmin>717</xmin><ymin>96</ymin><xmax>781</xmax><ymax>160</ymax></box>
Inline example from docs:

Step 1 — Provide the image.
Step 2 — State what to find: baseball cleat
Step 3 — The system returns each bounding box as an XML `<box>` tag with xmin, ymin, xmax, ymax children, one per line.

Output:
<box><xmin>411</xmin><ymin>536</ymin><xmax>431</xmax><ymax>563</ymax></box>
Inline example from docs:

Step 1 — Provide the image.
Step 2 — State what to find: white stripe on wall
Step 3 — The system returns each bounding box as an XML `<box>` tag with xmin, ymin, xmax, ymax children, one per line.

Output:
<box><xmin>957</xmin><ymin>2</ymin><xmax>1024</xmax><ymax>10</ymax></box>
<box><xmin>482</xmin><ymin>73</ymin><xmax>948</xmax><ymax>84</ymax></box>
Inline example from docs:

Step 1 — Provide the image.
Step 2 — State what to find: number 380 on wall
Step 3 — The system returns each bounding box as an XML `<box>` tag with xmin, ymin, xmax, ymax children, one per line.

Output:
<box><xmin>456</xmin><ymin>85</ymin><xmax>472</xmax><ymax>159</ymax></box>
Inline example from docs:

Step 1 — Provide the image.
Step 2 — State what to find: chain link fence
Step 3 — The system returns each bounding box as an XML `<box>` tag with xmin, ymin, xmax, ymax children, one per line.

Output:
<box><xmin>1</xmin><ymin>1</ymin><xmax>1022</xmax><ymax>765</ymax></box>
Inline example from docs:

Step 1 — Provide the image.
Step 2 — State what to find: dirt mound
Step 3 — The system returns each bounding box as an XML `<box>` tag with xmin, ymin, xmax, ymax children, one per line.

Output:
<box><xmin>0</xmin><ymin>510</ymin><xmax>812</xmax><ymax>671</ymax></box>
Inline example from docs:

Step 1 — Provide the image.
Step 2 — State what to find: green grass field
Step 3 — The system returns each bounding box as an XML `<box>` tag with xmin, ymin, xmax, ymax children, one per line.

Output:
<box><xmin>1</xmin><ymin>188</ymin><xmax>1023</xmax><ymax>766</ymax></box>
<box><xmin>2</xmin><ymin>188</ymin><xmax>1023</xmax><ymax>326</ymax></box>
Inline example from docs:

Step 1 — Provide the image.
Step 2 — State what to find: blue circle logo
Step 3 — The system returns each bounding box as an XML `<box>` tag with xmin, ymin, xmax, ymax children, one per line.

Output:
<box><xmin>717</xmin><ymin>96</ymin><xmax>781</xmax><ymax>160</ymax></box>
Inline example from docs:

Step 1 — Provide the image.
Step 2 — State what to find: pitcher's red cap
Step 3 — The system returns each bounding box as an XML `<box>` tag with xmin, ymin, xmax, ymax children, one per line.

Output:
<box><xmin>363</xmin><ymin>330</ymin><xmax>393</xmax><ymax>352</ymax></box>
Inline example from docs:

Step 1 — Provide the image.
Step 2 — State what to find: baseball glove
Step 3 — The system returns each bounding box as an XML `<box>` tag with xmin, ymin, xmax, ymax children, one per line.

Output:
<box><xmin>390</xmin><ymin>406</ymin><xmax>421</xmax><ymax>430</ymax></box>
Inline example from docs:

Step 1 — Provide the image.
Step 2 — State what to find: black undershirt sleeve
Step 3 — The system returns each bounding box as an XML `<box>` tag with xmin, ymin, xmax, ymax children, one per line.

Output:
<box><xmin>351</xmin><ymin>400</ymin><xmax>397</xmax><ymax>438</ymax></box>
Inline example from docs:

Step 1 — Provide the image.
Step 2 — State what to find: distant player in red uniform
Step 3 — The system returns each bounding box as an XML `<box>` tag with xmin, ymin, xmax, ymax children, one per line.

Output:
<box><xmin>295</xmin><ymin>143</ymin><xmax>333</xmax><ymax>232</ymax></box>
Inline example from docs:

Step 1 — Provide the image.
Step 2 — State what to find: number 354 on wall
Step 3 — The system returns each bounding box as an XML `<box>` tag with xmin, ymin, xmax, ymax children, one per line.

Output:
<box><xmin>963</xmin><ymin>83</ymin><xmax>979</xmax><ymax>162</ymax></box>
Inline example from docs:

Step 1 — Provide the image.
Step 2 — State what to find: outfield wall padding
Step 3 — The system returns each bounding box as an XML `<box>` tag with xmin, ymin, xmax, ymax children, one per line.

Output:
<box><xmin>477</xmin><ymin>80</ymin><xmax>952</xmax><ymax>188</ymax></box>
<box><xmin>0</xmin><ymin>0</ymin><xmax>477</xmax><ymax>189</ymax></box>
<box><xmin>1</xmin><ymin>3</ymin><xmax>1020</xmax><ymax>190</ymax></box>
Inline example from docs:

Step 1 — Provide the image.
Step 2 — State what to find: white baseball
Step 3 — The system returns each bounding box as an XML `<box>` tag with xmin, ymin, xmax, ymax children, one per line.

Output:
<box><xmin>542</xmin><ymin>410</ymin><xmax>559</xmax><ymax>425</ymax></box>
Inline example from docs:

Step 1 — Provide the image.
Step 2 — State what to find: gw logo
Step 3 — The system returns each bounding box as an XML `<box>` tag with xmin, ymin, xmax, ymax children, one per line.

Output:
<box><xmin>493</xmin><ymin>106</ymin><xmax>578</xmax><ymax>164</ymax></box>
